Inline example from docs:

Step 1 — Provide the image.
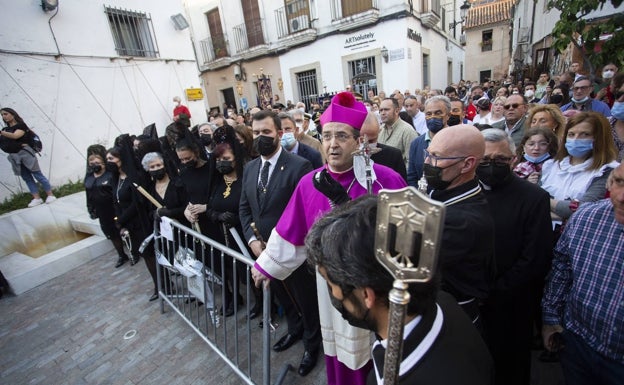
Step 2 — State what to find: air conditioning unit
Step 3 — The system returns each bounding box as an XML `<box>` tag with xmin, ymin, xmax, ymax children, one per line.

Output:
<box><xmin>290</xmin><ymin>15</ymin><xmax>309</xmax><ymax>32</ymax></box>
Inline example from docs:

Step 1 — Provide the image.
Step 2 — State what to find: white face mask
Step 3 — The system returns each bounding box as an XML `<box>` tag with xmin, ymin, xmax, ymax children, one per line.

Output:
<box><xmin>603</xmin><ymin>70</ymin><xmax>615</xmax><ymax>79</ymax></box>
<box><xmin>524</xmin><ymin>90</ymin><xmax>535</xmax><ymax>98</ymax></box>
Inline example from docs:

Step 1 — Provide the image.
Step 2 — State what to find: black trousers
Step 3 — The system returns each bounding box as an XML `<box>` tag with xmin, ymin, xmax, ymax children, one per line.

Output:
<box><xmin>272</xmin><ymin>264</ymin><xmax>321</xmax><ymax>353</ymax></box>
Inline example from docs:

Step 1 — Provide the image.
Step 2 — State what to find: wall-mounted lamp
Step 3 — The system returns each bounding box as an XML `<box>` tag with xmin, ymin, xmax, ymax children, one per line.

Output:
<box><xmin>236</xmin><ymin>82</ymin><xmax>243</xmax><ymax>96</ymax></box>
<box><xmin>277</xmin><ymin>78</ymin><xmax>283</xmax><ymax>91</ymax></box>
<box><xmin>234</xmin><ymin>62</ymin><xmax>247</xmax><ymax>81</ymax></box>
<box><xmin>449</xmin><ymin>0</ymin><xmax>471</xmax><ymax>32</ymax></box>
<box><xmin>41</xmin><ymin>0</ymin><xmax>58</xmax><ymax>12</ymax></box>
<box><xmin>171</xmin><ymin>13</ymin><xmax>189</xmax><ymax>30</ymax></box>
<box><xmin>381</xmin><ymin>46</ymin><xmax>389</xmax><ymax>63</ymax></box>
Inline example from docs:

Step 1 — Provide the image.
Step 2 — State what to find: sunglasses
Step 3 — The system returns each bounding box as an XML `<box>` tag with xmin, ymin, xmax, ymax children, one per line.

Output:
<box><xmin>503</xmin><ymin>103</ymin><xmax>524</xmax><ymax>110</ymax></box>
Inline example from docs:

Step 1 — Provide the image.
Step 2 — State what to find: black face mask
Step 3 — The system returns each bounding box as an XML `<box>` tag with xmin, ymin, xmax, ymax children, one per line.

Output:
<box><xmin>216</xmin><ymin>160</ymin><xmax>234</xmax><ymax>175</ymax></box>
<box><xmin>476</xmin><ymin>162</ymin><xmax>512</xmax><ymax>188</ymax></box>
<box><xmin>253</xmin><ymin>135</ymin><xmax>278</xmax><ymax>157</ymax></box>
<box><xmin>447</xmin><ymin>115</ymin><xmax>462</xmax><ymax>126</ymax></box>
<box><xmin>550</xmin><ymin>94</ymin><xmax>564</xmax><ymax>105</ymax></box>
<box><xmin>423</xmin><ymin>160</ymin><xmax>462</xmax><ymax>191</ymax></box>
<box><xmin>88</xmin><ymin>164</ymin><xmax>102</xmax><ymax>174</ymax></box>
<box><xmin>179</xmin><ymin>159</ymin><xmax>197</xmax><ymax>171</ymax></box>
<box><xmin>200</xmin><ymin>134</ymin><xmax>212</xmax><ymax>147</ymax></box>
<box><xmin>105</xmin><ymin>161</ymin><xmax>118</xmax><ymax>173</ymax></box>
<box><xmin>329</xmin><ymin>291</ymin><xmax>376</xmax><ymax>332</ymax></box>
<box><xmin>149</xmin><ymin>168</ymin><xmax>167</xmax><ymax>180</ymax></box>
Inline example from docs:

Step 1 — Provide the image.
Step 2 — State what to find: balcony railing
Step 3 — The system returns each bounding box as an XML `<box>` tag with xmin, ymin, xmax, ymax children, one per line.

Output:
<box><xmin>199</xmin><ymin>35</ymin><xmax>229</xmax><ymax>64</ymax></box>
<box><xmin>275</xmin><ymin>0</ymin><xmax>311</xmax><ymax>38</ymax></box>
<box><xmin>330</xmin><ymin>0</ymin><xmax>378</xmax><ymax>21</ymax></box>
<box><xmin>232</xmin><ymin>20</ymin><xmax>265</xmax><ymax>54</ymax></box>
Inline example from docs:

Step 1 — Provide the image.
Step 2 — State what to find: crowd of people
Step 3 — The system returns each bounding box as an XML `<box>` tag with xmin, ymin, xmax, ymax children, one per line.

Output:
<box><xmin>2</xmin><ymin>60</ymin><xmax>623</xmax><ymax>385</ymax></box>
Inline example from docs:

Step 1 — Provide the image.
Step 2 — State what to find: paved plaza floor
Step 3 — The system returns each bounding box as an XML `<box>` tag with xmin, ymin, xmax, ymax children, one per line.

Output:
<box><xmin>0</xmin><ymin>249</ymin><xmax>564</xmax><ymax>384</ymax></box>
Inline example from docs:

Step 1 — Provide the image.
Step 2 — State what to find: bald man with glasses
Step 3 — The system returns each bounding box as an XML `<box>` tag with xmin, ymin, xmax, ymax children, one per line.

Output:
<box><xmin>423</xmin><ymin>124</ymin><xmax>496</xmax><ymax>330</ymax></box>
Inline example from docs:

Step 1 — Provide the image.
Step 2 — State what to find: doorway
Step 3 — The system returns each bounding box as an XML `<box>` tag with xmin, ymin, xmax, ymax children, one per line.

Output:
<box><xmin>221</xmin><ymin>88</ymin><xmax>237</xmax><ymax>113</ymax></box>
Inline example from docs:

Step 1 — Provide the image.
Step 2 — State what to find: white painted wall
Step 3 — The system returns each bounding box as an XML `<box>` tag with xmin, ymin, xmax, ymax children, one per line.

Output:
<box><xmin>0</xmin><ymin>0</ymin><xmax>202</xmax><ymax>201</ymax></box>
<box><xmin>186</xmin><ymin>0</ymin><xmax>464</xmax><ymax>106</ymax></box>
<box><xmin>278</xmin><ymin>15</ymin><xmax>464</xmax><ymax>100</ymax></box>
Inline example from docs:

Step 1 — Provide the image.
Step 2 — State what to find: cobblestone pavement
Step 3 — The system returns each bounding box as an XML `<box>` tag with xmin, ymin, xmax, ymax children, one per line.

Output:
<box><xmin>0</xmin><ymin>249</ymin><xmax>563</xmax><ymax>385</ymax></box>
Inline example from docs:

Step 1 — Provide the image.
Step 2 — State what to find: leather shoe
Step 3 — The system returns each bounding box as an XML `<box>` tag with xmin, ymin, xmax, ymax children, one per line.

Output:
<box><xmin>272</xmin><ymin>332</ymin><xmax>302</xmax><ymax>352</ymax></box>
<box><xmin>149</xmin><ymin>292</ymin><xmax>159</xmax><ymax>302</ymax></box>
<box><xmin>115</xmin><ymin>256</ymin><xmax>128</xmax><ymax>268</ymax></box>
<box><xmin>298</xmin><ymin>350</ymin><xmax>318</xmax><ymax>376</ymax></box>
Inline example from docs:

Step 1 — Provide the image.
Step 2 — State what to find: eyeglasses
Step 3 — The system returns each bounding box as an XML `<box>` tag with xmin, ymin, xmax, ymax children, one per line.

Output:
<box><xmin>525</xmin><ymin>141</ymin><xmax>549</xmax><ymax>148</ymax></box>
<box><xmin>480</xmin><ymin>156</ymin><xmax>513</xmax><ymax>166</ymax></box>
<box><xmin>503</xmin><ymin>103</ymin><xmax>525</xmax><ymax>110</ymax></box>
<box><xmin>321</xmin><ymin>132</ymin><xmax>356</xmax><ymax>143</ymax></box>
<box><xmin>424</xmin><ymin>149</ymin><xmax>467</xmax><ymax>167</ymax></box>
<box><xmin>572</xmin><ymin>85</ymin><xmax>590</xmax><ymax>92</ymax></box>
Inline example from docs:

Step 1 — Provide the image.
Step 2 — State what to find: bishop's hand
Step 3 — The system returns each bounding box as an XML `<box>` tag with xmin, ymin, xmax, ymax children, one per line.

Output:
<box><xmin>312</xmin><ymin>169</ymin><xmax>350</xmax><ymax>206</ymax></box>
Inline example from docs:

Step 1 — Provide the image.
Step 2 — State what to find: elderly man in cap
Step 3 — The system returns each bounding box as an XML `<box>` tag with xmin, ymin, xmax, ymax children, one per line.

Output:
<box><xmin>251</xmin><ymin>92</ymin><xmax>406</xmax><ymax>383</ymax></box>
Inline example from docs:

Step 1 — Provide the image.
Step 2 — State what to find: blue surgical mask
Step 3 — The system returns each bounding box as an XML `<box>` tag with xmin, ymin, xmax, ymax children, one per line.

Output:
<box><xmin>523</xmin><ymin>152</ymin><xmax>551</xmax><ymax>163</ymax></box>
<box><xmin>611</xmin><ymin>101</ymin><xmax>624</xmax><ymax>121</ymax></box>
<box><xmin>426</xmin><ymin>117</ymin><xmax>444</xmax><ymax>133</ymax></box>
<box><xmin>280</xmin><ymin>132</ymin><xmax>297</xmax><ymax>150</ymax></box>
<box><xmin>571</xmin><ymin>96</ymin><xmax>589</xmax><ymax>104</ymax></box>
<box><xmin>565</xmin><ymin>138</ymin><xmax>593</xmax><ymax>158</ymax></box>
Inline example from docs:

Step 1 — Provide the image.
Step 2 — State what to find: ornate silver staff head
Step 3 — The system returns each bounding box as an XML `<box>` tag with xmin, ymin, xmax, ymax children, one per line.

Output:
<box><xmin>374</xmin><ymin>186</ymin><xmax>446</xmax><ymax>385</ymax></box>
<box><xmin>375</xmin><ymin>186</ymin><xmax>445</xmax><ymax>282</ymax></box>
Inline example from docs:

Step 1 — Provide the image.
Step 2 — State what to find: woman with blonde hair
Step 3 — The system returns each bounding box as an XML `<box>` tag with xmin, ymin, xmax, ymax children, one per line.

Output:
<box><xmin>490</xmin><ymin>96</ymin><xmax>506</xmax><ymax>125</ymax></box>
<box><xmin>526</xmin><ymin>104</ymin><xmax>566</xmax><ymax>138</ymax></box>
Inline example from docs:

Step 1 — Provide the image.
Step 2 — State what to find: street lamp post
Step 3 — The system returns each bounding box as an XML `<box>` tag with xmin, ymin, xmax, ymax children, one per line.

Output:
<box><xmin>449</xmin><ymin>1</ymin><xmax>471</xmax><ymax>33</ymax></box>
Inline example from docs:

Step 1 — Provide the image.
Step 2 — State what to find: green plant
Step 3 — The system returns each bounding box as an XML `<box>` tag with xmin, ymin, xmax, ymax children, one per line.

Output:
<box><xmin>548</xmin><ymin>0</ymin><xmax>624</xmax><ymax>76</ymax></box>
<box><xmin>0</xmin><ymin>179</ymin><xmax>85</xmax><ymax>215</ymax></box>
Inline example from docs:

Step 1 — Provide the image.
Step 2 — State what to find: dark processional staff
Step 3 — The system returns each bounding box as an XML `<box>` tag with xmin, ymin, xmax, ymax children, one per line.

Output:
<box><xmin>349</xmin><ymin>136</ymin><xmax>447</xmax><ymax>385</ymax></box>
<box><xmin>374</xmin><ymin>186</ymin><xmax>445</xmax><ymax>385</ymax></box>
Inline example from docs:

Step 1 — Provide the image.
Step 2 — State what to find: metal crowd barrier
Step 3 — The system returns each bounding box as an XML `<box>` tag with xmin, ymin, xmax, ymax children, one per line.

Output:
<box><xmin>152</xmin><ymin>217</ymin><xmax>291</xmax><ymax>385</ymax></box>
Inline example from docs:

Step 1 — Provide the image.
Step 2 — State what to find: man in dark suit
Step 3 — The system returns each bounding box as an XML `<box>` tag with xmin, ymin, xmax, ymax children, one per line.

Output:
<box><xmin>238</xmin><ymin>110</ymin><xmax>319</xmax><ymax>372</ymax></box>
<box><xmin>360</xmin><ymin>112</ymin><xmax>407</xmax><ymax>181</ymax></box>
<box><xmin>278</xmin><ymin>112</ymin><xmax>323</xmax><ymax>168</ymax></box>
<box><xmin>477</xmin><ymin>129</ymin><xmax>552</xmax><ymax>385</ymax></box>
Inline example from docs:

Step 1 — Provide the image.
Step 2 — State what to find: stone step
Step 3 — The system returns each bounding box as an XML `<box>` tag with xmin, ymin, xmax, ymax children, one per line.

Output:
<box><xmin>0</xmin><ymin>235</ymin><xmax>113</xmax><ymax>295</ymax></box>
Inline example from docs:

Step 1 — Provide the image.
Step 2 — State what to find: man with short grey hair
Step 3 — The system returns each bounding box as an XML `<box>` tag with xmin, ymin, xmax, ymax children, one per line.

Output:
<box><xmin>406</xmin><ymin>95</ymin><xmax>452</xmax><ymax>186</ymax></box>
<box><xmin>477</xmin><ymin>128</ymin><xmax>552</xmax><ymax>385</ymax></box>
<box><xmin>560</xmin><ymin>76</ymin><xmax>612</xmax><ymax>117</ymax></box>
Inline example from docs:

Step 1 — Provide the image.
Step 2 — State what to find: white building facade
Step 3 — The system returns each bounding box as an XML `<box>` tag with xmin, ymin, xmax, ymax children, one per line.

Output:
<box><xmin>0</xmin><ymin>0</ymin><xmax>202</xmax><ymax>201</ymax></box>
<box><xmin>184</xmin><ymin>0</ymin><xmax>467</xmax><ymax>112</ymax></box>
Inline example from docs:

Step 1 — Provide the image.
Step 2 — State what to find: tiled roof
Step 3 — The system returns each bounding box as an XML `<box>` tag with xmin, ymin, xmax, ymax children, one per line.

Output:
<box><xmin>464</xmin><ymin>0</ymin><xmax>514</xmax><ymax>29</ymax></box>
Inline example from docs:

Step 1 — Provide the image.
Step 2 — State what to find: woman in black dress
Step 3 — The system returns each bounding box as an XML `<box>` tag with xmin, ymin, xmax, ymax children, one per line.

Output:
<box><xmin>106</xmin><ymin>135</ymin><xmax>158</xmax><ymax>302</ymax></box>
<box><xmin>84</xmin><ymin>144</ymin><xmax>128</xmax><ymax>268</ymax></box>
<box><xmin>206</xmin><ymin>125</ymin><xmax>249</xmax><ymax>316</ymax></box>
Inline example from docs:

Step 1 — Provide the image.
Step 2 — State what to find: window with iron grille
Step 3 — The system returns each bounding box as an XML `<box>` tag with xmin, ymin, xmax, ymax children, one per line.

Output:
<box><xmin>296</xmin><ymin>69</ymin><xmax>319</xmax><ymax>110</ymax></box>
<box><xmin>348</xmin><ymin>57</ymin><xmax>377</xmax><ymax>98</ymax></box>
<box><xmin>105</xmin><ymin>6</ymin><xmax>159</xmax><ymax>58</ymax></box>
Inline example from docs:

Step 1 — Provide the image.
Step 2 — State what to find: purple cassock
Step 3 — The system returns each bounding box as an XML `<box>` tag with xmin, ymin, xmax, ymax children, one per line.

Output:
<box><xmin>254</xmin><ymin>164</ymin><xmax>406</xmax><ymax>385</ymax></box>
